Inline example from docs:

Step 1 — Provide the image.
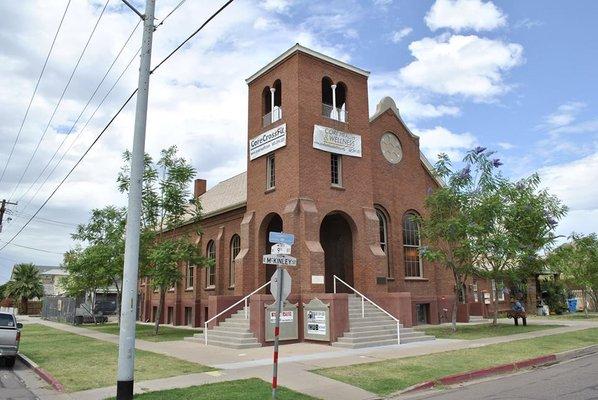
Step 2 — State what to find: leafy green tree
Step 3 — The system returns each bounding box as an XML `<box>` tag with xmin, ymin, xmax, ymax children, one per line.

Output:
<box><xmin>463</xmin><ymin>149</ymin><xmax>567</xmax><ymax>324</ymax></box>
<box><xmin>118</xmin><ymin>145</ymin><xmax>207</xmax><ymax>334</ymax></box>
<box><xmin>548</xmin><ymin>233</ymin><xmax>598</xmax><ymax>317</ymax></box>
<box><xmin>4</xmin><ymin>263</ymin><xmax>44</xmax><ymax>314</ymax></box>
<box><xmin>419</xmin><ymin>153</ymin><xmax>479</xmax><ymax>332</ymax></box>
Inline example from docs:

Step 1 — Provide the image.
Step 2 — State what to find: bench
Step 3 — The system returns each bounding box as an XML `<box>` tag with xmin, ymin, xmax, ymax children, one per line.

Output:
<box><xmin>506</xmin><ymin>310</ymin><xmax>527</xmax><ymax>326</ymax></box>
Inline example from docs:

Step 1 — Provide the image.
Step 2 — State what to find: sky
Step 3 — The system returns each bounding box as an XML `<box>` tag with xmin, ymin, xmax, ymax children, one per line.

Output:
<box><xmin>0</xmin><ymin>0</ymin><xmax>597</xmax><ymax>283</ymax></box>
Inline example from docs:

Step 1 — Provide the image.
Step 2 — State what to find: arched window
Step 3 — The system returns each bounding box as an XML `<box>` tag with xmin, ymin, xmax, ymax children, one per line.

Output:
<box><xmin>206</xmin><ymin>240</ymin><xmax>216</xmax><ymax>288</ymax></box>
<box><xmin>273</xmin><ymin>79</ymin><xmax>281</xmax><ymax>108</ymax></box>
<box><xmin>229</xmin><ymin>235</ymin><xmax>241</xmax><ymax>288</ymax></box>
<box><xmin>321</xmin><ymin>77</ymin><xmax>347</xmax><ymax>122</ymax></box>
<box><xmin>185</xmin><ymin>261</ymin><xmax>194</xmax><ymax>290</ymax></box>
<box><xmin>376</xmin><ymin>208</ymin><xmax>390</xmax><ymax>277</ymax></box>
<box><xmin>321</xmin><ymin>76</ymin><xmax>333</xmax><ymax>105</ymax></box>
<box><xmin>403</xmin><ymin>212</ymin><xmax>422</xmax><ymax>277</ymax></box>
<box><xmin>262</xmin><ymin>86</ymin><xmax>272</xmax><ymax>116</ymax></box>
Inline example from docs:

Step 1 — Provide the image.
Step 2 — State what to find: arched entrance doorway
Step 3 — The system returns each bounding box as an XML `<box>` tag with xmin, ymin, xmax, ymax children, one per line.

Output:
<box><xmin>320</xmin><ymin>212</ymin><xmax>354</xmax><ymax>293</ymax></box>
<box><xmin>262</xmin><ymin>213</ymin><xmax>283</xmax><ymax>294</ymax></box>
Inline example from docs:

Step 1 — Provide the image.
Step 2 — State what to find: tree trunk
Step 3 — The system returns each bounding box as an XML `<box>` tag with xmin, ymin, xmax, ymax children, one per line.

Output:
<box><xmin>583</xmin><ymin>288</ymin><xmax>589</xmax><ymax>318</ymax></box>
<box><xmin>492</xmin><ymin>279</ymin><xmax>499</xmax><ymax>326</ymax></box>
<box><xmin>451</xmin><ymin>289</ymin><xmax>458</xmax><ymax>333</ymax></box>
<box><xmin>154</xmin><ymin>288</ymin><xmax>165</xmax><ymax>335</ymax></box>
<box><xmin>91</xmin><ymin>290</ymin><xmax>97</xmax><ymax>324</ymax></box>
<box><xmin>114</xmin><ymin>279</ymin><xmax>121</xmax><ymax>325</ymax></box>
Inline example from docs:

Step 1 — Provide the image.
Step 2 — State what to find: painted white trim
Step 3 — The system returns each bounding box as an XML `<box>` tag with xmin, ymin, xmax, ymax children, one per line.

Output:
<box><xmin>246</xmin><ymin>43</ymin><xmax>370</xmax><ymax>84</ymax></box>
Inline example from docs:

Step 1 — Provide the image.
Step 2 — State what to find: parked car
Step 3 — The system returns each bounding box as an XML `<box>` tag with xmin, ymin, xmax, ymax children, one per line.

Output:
<box><xmin>94</xmin><ymin>300</ymin><xmax>117</xmax><ymax>315</ymax></box>
<box><xmin>0</xmin><ymin>312</ymin><xmax>22</xmax><ymax>368</ymax></box>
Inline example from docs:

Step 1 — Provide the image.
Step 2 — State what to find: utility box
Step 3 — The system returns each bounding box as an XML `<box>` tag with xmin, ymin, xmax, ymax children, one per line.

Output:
<box><xmin>265</xmin><ymin>301</ymin><xmax>298</xmax><ymax>342</ymax></box>
<box><xmin>303</xmin><ymin>298</ymin><xmax>330</xmax><ymax>341</ymax></box>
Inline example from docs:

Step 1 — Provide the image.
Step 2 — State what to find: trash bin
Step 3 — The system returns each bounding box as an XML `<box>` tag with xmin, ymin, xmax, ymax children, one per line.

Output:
<box><xmin>567</xmin><ymin>299</ymin><xmax>578</xmax><ymax>313</ymax></box>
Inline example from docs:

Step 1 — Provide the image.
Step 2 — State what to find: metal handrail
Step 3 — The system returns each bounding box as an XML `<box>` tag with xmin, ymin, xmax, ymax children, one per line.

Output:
<box><xmin>204</xmin><ymin>280</ymin><xmax>271</xmax><ymax>345</ymax></box>
<box><xmin>333</xmin><ymin>275</ymin><xmax>401</xmax><ymax>344</ymax></box>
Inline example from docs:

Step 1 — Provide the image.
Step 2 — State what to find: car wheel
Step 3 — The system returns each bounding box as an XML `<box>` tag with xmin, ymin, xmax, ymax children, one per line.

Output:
<box><xmin>5</xmin><ymin>356</ymin><xmax>16</xmax><ymax>368</ymax></box>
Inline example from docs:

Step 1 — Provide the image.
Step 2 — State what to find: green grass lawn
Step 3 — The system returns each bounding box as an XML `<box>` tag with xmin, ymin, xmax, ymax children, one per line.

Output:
<box><xmin>84</xmin><ymin>322</ymin><xmax>201</xmax><ymax>342</ymax></box>
<box><xmin>315</xmin><ymin>328</ymin><xmax>598</xmax><ymax>396</ymax></box>
<box><xmin>19</xmin><ymin>324</ymin><xmax>214</xmax><ymax>392</ymax></box>
<box><xmin>107</xmin><ymin>378</ymin><xmax>317</xmax><ymax>400</ymax></box>
<box><xmin>420</xmin><ymin>323</ymin><xmax>563</xmax><ymax>340</ymax></box>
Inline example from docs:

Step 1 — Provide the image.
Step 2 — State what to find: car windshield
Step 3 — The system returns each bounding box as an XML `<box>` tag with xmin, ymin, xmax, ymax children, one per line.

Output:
<box><xmin>0</xmin><ymin>314</ymin><xmax>15</xmax><ymax>328</ymax></box>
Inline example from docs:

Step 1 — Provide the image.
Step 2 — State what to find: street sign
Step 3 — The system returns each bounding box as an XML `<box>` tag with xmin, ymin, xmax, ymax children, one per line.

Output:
<box><xmin>263</xmin><ymin>254</ymin><xmax>297</xmax><ymax>267</ymax></box>
<box><xmin>269</xmin><ymin>231</ymin><xmax>295</xmax><ymax>245</ymax></box>
<box><xmin>270</xmin><ymin>268</ymin><xmax>291</xmax><ymax>303</ymax></box>
<box><xmin>271</xmin><ymin>243</ymin><xmax>291</xmax><ymax>255</ymax></box>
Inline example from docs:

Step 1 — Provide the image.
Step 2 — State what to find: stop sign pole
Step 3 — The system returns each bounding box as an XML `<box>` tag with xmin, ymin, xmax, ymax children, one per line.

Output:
<box><xmin>271</xmin><ymin>264</ymin><xmax>284</xmax><ymax>399</ymax></box>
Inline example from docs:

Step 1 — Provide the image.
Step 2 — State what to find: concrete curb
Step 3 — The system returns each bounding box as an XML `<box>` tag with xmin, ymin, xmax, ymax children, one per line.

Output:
<box><xmin>17</xmin><ymin>353</ymin><xmax>64</xmax><ymax>392</ymax></box>
<box><xmin>398</xmin><ymin>344</ymin><xmax>598</xmax><ymax>396</ymax></box>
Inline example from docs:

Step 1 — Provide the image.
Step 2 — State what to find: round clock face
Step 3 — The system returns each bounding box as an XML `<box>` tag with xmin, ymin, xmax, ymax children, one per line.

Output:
<box><xmin>380</xmin><ymin>132</ymin><xmax>402</xmax><ymax>164</ymax></box>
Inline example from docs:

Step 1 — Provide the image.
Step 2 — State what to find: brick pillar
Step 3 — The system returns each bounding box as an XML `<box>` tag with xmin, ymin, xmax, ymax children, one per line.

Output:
<box><xmin>236</xmin><ymin>211</ymin><xmax>257</xmax><ymax>296</ymax></box>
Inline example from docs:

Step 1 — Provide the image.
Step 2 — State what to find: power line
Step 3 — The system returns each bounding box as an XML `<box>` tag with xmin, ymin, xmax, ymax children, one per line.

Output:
<box><xmin>156</xmin><ymin>0</ymin><xmax>186</xmax><ymax>28</ymax></box>
<box><xmin>0</xmin><ymin>0</ymin><xmax>236</xmax><ymax>254</ymax></box>
<box><xmin>0</xmin><ymin>0</ymin><xmax>72</xmax><ymax>186</ymax></box>
<box><xmin>0</xmin><ymin>241</ymin><xmax>63</xmax><ymax>255</ymax></box>
<box><xmin>14</xmin><ymin>20</ymin><xmax>142</xmax><ymax>207</ymax></box>
<box><xmin>8</xmin><ymin>0</ymin><xmax>110</xmax><ymax>202</ymax></box>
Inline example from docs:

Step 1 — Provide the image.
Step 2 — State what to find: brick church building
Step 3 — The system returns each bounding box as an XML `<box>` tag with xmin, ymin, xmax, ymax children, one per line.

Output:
<box><xmin>138</xmin><ymin>44</ymin><xmax>520</xmax><ymax>348</ymax></box>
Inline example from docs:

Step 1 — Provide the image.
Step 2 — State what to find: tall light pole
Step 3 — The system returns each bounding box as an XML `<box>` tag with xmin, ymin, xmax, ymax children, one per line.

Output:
<box><xmin>117</xmin><ymin>1</ymin><xmax>155</xmax><ymax>399</ymax></box>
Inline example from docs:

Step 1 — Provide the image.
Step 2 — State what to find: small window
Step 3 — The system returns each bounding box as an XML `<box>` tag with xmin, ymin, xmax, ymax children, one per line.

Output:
<box><xmin>331</xmin><ymin>153</ymin><xmax>342</xmax><ymax>187</ymax></box>
<box><xmin>229</xmin><ymin>234</ymin><xmax>241</xmax><ymax>288</ymax></box>
<box><xmin>266</xmin><ymin>153</ymin><xmax>276</xmax><ymax>190</ymax></box>
<box><xmin>403</xmin><ymin>212</ymin><xmax>422</xmax><ymax>277</ymax></box>
<box><xmin>186</xmin><ymin>262</ymin><xmax>194</xmax><ymax>290</ymax></box>
<box><xmin>206</xmin><ymin>240</ymin><xmax>216</xmax><ymax>288</ymax></box>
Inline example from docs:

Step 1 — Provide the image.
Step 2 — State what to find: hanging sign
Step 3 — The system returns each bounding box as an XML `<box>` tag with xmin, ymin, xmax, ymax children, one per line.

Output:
<box><xmin>313</xmin><ymin>124</ymin><xmax>362</xmax><ymax>157</ymax></box>
<box><xmin>249</xmin><ymin>123</ymin><xmax>287</xmax><ymax>160</ymax></box>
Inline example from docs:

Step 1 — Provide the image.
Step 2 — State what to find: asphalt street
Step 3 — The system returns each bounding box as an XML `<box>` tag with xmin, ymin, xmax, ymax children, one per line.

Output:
<box><xmin>418</xmin><ymin>352</ymin><xmax>598</xmax><ymax>400</ymax></box>
<box><xmin>0</xmin><ymin>360</ymin><xmax>36</xmax><ymax>400</ymax></box>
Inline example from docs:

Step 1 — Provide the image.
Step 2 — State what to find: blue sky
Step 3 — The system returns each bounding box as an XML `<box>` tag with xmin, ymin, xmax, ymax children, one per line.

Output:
<box><xmin>0</xmin><ymin>0</ymin><xmax>597</xmax><ymax>283</ymax></box>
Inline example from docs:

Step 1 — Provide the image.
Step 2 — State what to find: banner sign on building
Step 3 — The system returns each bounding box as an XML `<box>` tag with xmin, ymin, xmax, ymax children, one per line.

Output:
<box><xmin>313</xmin><ymin>124</ymin><xmax>362</xmax><ymax>157</ymax></box>
<box><xmin>249</xmin><ymin>123</ymin><xmax>287</xmax><ymax>160</ymax></box>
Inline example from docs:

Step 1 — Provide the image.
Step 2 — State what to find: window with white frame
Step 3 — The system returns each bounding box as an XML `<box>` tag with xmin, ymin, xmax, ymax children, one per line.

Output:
<box><xmin>330</xmin><ymin>153</ymin><xmax>342</xmax><ymax>186</ymax></box>
<box><xmin>186</xmin><ymin>261</ymin><xmax>194</xmax><ymax>290</ymax></box>
<box><xmin>206</xmin><ymin>240</ymin><xmax>216</xmax><ymax>288</ymax></box>
<box><xmin>229</xmin><ymin>234</ymin><xmax>240</xmax><ymax>288</ymax></box>
<box><xmin>266</xmin><ymin>153</ymin><xmax>275</xmax><ymax>190</ymax></box>
<box><xmin>403</xmin><ymin>212</ymin><xmax>423</xmax><ymax>277</ymax></box>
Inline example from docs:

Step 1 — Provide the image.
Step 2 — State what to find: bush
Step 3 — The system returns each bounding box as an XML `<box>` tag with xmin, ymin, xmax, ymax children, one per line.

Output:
<box><xmin>543</xmin><ymin>280</ymin><xmax>568</xmax><ymax>314</ymax></box>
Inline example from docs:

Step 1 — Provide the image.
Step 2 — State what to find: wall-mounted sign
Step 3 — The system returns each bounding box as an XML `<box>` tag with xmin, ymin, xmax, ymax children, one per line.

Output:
<box><xmin>269</xmin><ymin>310</ymin><xmax>294</xmax><ymax>323</ymax></box>
<box><xmin>303</xmin><ymin>298</ymin><xmax>330</xmax><ymax>341</ymax></box>
<box><xmin>249</xmin><ymin>123</ymin><xmax>286</xmax><ymax>160</ymax></box>
<box><xmin>313</xmin><ymin>124</ymin><xmax>362</xmax><ymax>157</ymax></box>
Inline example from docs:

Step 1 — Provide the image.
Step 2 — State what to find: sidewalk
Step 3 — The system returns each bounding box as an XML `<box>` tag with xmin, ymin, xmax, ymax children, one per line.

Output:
<box><xmin>18</xmin><ymin>316</ymin><xmax>598</xmax><ymax>400</ymax></box>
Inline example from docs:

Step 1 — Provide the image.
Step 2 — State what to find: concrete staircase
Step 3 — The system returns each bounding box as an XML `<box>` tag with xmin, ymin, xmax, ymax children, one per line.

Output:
<box><xmin>184</xmin><ymin>307</ymin><xmax>261</xmax><ymax>349</ymax></box>
<box><xmin>333</xmin><ymin>295</ymin><xmax>435</xmax><ymax>349</ymax></box>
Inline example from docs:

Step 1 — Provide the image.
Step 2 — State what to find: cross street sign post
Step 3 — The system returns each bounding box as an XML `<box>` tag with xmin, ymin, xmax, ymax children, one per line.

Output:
<box><xmin>265</xmin><ymin>231</ymin><xmax>296</xmax><ymax>399</ymax></box>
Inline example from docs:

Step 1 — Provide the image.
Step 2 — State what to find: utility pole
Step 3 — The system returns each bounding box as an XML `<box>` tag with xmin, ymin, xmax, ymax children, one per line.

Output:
<box><xmin>116</xmin><ymin>1</ymin><xmax>155</xmax><ymax>399</ymax></box>
<box><xmin>0</xmin><ymin>200</ymin><xmax>18</xmax><ymax>233</ymax></box>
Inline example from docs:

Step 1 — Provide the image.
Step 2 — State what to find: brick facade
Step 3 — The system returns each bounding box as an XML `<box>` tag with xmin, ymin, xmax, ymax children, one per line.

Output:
<box><xmin>139</xmin><ymin>45</ymin><xmax>514</xmax><ymax>331</ymax></box>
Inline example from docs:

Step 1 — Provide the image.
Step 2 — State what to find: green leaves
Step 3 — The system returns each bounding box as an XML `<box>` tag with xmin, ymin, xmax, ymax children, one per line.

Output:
<box><xmin>4</xmin><ymin>263</ymin><xmax>44</xmax><ymax>302</ymax></box>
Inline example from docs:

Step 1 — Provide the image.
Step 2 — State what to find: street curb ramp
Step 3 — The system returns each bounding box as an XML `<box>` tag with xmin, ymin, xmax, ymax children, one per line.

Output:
<box><xmin>18</xmin><ymin>353</ymin><xmax>64</xmax><ymax>392</ymax></box>
<box><xmin>398</xmin><ymin>344</ymin><xmax>598</xmax><ymax>396</ymax></box>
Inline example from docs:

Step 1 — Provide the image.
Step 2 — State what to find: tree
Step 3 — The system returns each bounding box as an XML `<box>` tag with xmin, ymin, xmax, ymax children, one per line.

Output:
<box><xmin>464</xmin><ymin>149</ymin><xmax>567</xmax><ymax>324</ymax></box>
<box><xmin>419</xmin><ymin>153</ymin><xmax>478</xmax><ymax>333</ymax></box>
<box><xmin>69</xmin><ymin>206</ymin><xmax>128</xmax><ymax>319</ymax></box>
<box><xmin>118</xmin><ymin>145</ymin><xmax>207</xmax><ymax>334</ymax></box>
<box><xmin>4</xmin><ymin>263</ymin><xmax>44</xmax><ymax>314</ymax></box>
<box><xmin>548</xmin><ymin>233</ymin><xmax>598</xmax><ymax>317</ymax></box>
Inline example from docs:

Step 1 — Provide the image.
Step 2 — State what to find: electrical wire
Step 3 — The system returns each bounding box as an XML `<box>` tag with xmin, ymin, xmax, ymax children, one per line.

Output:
<box><xmin>0</xmin><ymin>241</ymin><xmax>64</xmax><ymax>255</ymax></box>
<box><xmin>0</xmin><ymin>0</ymin><xmax>72</xmax><ymax>186</ymax></box>
<box><xmin>0</xmin><ymin>0</ymin><xmax>237</xmax><ymax>254</ymax></box>
<box><xmin>8</xmin><ymin>0</ymin><xmax>110</xmax><ymax>202</ymax></box>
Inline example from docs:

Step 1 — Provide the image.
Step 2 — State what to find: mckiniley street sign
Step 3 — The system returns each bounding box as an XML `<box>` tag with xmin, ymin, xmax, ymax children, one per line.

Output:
<box><xmin>263</xmin><ymin>254</ymin><xmax>298</xmax><ymax>267</ymax></box>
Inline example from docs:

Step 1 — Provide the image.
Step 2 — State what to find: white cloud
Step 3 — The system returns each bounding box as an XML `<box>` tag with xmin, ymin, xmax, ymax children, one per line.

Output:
<box><xmin>498</xmin><ymin>141</ymin><xmax>514</xmax><ymax>150</ymax></box>
<box><xmin>260</xmin><ymin>0</ymin><xmax>292</xmax><ymax>13</ymax></box>
<box><xmin>400</xmin><ymin>34</ymin><xmax>524</xmax><ymax>100</ymax></box>
<box><xmin>374</xmin><ymin>0</ymin><xmax>393</xmax><ymax>6</ymax></box>
<box><xmin>425</xmin><ymin>0</ymin><xmax>507</xmax><ymax>32</ymax></box>
<box><xmin>538</xmin><ymin>152</ymin><xmax>598</xmax><ymax>236</ymax></box>
<box><xmin>542</xmin><ymin>101</ymin><xmax>586</xmax><ymax>129</ymax></box>
<box><xmin>391</xmin><ymin>27</ymin><xmax>413</xmax><ymax>43</ymax></box>
<box><xmin>514</xmin><ymin>18</ymin><xmax>543</xmax><ymax>30</ymax></box>
<box><xmin>412</xmin><ymin>126</ymin><xmax>477</xmax><ymax>160</ymax></box>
